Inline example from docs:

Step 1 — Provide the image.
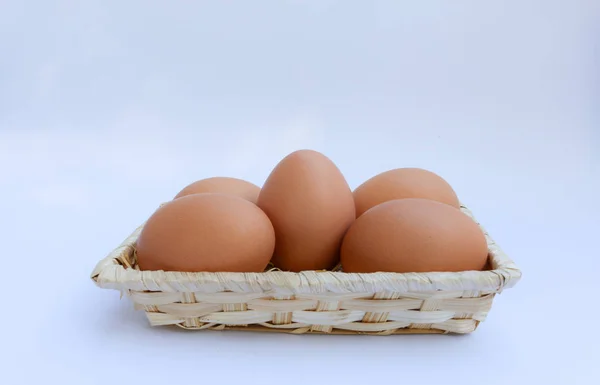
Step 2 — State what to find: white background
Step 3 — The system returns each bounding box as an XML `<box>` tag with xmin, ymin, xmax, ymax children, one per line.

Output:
<box><xmin>1</xmin><ymin>1</ymin><xmax>598</xmax><ymax>384</ymax></box>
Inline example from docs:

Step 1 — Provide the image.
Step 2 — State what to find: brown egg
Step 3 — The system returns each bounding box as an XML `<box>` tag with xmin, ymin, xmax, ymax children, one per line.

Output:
<box><xmin>353</xmin><ymin>168</ymin><xmax>460</xmax><ymax>217</ymax></box>
<box><xmin>257</xmin><ymin>150</ymin><xmax>355</xmax><ymax>272</ymax></box>
<box><xmin>136</xmin><ymin>193</ymin><xmax>275</xmax><ymax>272</ymax></box>
<box><xmin>174</xmin><ymin>177</ymin><xmax>260</xmax><ymax>203</ymax></box>
<box><xmin>340</xmin><ymin>198</ymin><xmax>488</xmax><ymax>273</ymax></box>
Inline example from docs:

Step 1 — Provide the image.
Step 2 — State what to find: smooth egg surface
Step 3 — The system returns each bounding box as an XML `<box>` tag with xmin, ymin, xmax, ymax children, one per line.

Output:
<box><xmin>136</xmin><ymin>193</ymin><xmax>275</xmax><ymax>272</ymax></box>
<box><xmin>341</xmin><ymin>198</ymin><xmax>488</xmax><ymax>273</ymax></box>
<box><xmin>257</xmin><ymin>150</ymin><xmax>355</xmax><ymax>272</ymax></box>
<box><xmin>353</xmin><ymin>168</ymin><xmax>460</xmax><ymax>217</ymax></box>
<box><xmin>174</xmin><ymin>176</ymin><xmax>260</xmax><ymax>203</ymax></box>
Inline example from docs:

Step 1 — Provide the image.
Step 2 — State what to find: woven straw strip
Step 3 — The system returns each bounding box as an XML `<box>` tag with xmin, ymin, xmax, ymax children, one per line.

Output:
<box><xmin>438</xmin><ymin>319</ymin><xmax>478</xmax><ymax>333</ymax></box>
<box><xmin>142</xmin><ymin>307</ymin><xmax>479</xmax><ymax>327</ymax></box>
<box><xmin>329</xmin><ymin>326</ymin><xmax>443</xmax><ymax>334</ymax></box>
<box><xmin>386</xmin><ymin>310</ymin><xmax>455</xmax><ymax>323</ymax></box>
<box><xmin>169</xmin><ymin>318</ymin><xmax>478</xmax><ymax>334</ymax></box>
<box><xmin>309</xmin><ymin>300</ymin><xmax>343</xmax><ymax>332</ymax></box>
<box><xmin>454</xmin><ymin>290</ymin><xmax>486</xmax><ymax>320</ymax></box>
<box><xmin>247</xmin><ymin>299</ymin><xmax>318</xmax><ymax>312</ymax></box>
<box><xmin>180</xmin><ymin>292</ymin><xmax>197</xmax><ymax>328</ymax></box>
<box><xmin>193</xmin><ymin>292</ymin><xmax>267</xmax><ymax>303</ymax></box>
<box><xmin>191</xmin><ymin>324</ymin><xmax>448</xmax><ymax>335</ymax></box>
<box><xmin>295</xmin><ymin>293</ymin><xmax>374</xmax><ymax>301</ymax></box>
<box><xmin>222</xmin><ymin>303</ymin><xmax>247</xmax><ymax>312</ymax></box>
<box><xmin>409</xmin><ymin>297</ymin><xmax>441</xmax><ymax>329</ymax></box>
<box><xmin>270</xmin><ymin>294</ymin><xmax>295</xmax><ymax>325</ymax></box>
<box><xmin>129</xmin><ymin>293</ymin><xmax>493</xmax><ymax>313</ymax></box>
<box><xmin>147</xmin><ymin>312</ymin><xmax>183</xmax><ymax>326</ymax></box>
<box><xmin>341</xmin><ymin>298</ymin><xmax>425</xmax><ymax>311</ymax></box>
<box><xmin>129</xmin><ymin>291</ymin><xmax>491</xmax><ymax>307</ymax></box>
<box><xmin>199</xmin><ymin>311</ymin><xmax>273</xmax><ymax>325</ymax></box>
<box><xmin>334</xmin><ymin>321</ymin><xmax>412</xmax><ymax>332</ymax></box>
<box><xmin>259</xmin><ymin>322</ymin><xmax>310</xmax><ymax>329</ymax></box>
<box><xmin>398</xmin><ymin>290</ymin><xmax>474</xmax><ymax>299</ymax></box>
<box><xmin>156</xmin><ymin>303</ymin><xmax>222</xmax><ymax>317</ymax></box>
<box><xmin>130</xmin><ymin>291</ymin><xmax>182</xmax><ymax>305</ymax></box>
<box><xmin>437</xmin><ymin>295</ymin><xmax>494</xmax><ymax>312</ymax></box>
<box><xmin>362</xmin><ymin>292</ymin><xmax>401</xmax><ymax>323</ymax></box>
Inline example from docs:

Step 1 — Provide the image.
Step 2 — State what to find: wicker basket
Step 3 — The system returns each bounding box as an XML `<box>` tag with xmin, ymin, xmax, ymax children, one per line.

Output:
<box><xmin>91</xmin><ymin>204</ymin><xmax>521</xmax><ymax>335</ymax></box>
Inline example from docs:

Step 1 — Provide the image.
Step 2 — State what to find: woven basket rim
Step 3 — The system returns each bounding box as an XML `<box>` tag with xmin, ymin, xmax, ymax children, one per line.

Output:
<box><xmin>91</xmin><ymin>204</ymin><xmax>521</xmax><ymax>295</ymax></box>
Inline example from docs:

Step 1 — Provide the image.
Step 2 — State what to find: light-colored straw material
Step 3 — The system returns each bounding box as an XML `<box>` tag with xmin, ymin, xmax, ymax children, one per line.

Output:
<box><xmin>91</xmin><ymin>204</ymin><xmax>521</xmax><ymax>335</ymax></box>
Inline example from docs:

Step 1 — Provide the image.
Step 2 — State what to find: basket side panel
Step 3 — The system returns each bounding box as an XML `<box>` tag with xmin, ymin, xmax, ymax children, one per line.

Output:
<box><xmin>129</xmin><ymin>289</ymin><xmax>495</xmax><ymax>335</ymax></box>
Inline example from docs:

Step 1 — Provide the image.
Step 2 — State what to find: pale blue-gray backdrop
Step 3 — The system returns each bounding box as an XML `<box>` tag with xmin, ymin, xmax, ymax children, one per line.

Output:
<box><xmin>0</xmin><ymin>1</ymin><xmax>598</xmax><ymax>384</ymax></box>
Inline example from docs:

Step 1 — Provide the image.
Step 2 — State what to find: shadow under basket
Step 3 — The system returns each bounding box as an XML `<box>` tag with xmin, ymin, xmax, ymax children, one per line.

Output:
<box><xmin>90</xmin><ymin>204</ymin><xmax>521</xmax><ymax>335</ymax></box>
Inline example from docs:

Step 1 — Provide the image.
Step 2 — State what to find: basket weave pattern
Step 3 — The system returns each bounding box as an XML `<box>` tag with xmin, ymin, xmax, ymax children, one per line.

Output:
<box><xmin>91</xmin><ymin>205</ymin><xmax>521</xmax><ymax>335</ymax></box>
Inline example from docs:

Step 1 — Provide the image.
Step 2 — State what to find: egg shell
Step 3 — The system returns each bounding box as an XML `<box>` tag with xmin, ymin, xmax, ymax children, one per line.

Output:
<box><xmin>353</xmin><ymin>168</ymin><xmax>460</xmax><ymax>217</ymax></box>
<box><xmin>174</xmin><ymin>177</ymin><xmax>260</xmax><ymax>203</ymax></box>
<box><xmin>136</xmin><ymin>193</ymin><xmax>275</xmax><ymax>272</ymax></box>
<box><xmin>257</xmin><ymin>150</ymin><xmax>355</xmax><ymax>272</ymax></box>
<box><xmin>340</xmin><ymin>198</ymin><xmax>488</xmax><ymax>273</ymax></box>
